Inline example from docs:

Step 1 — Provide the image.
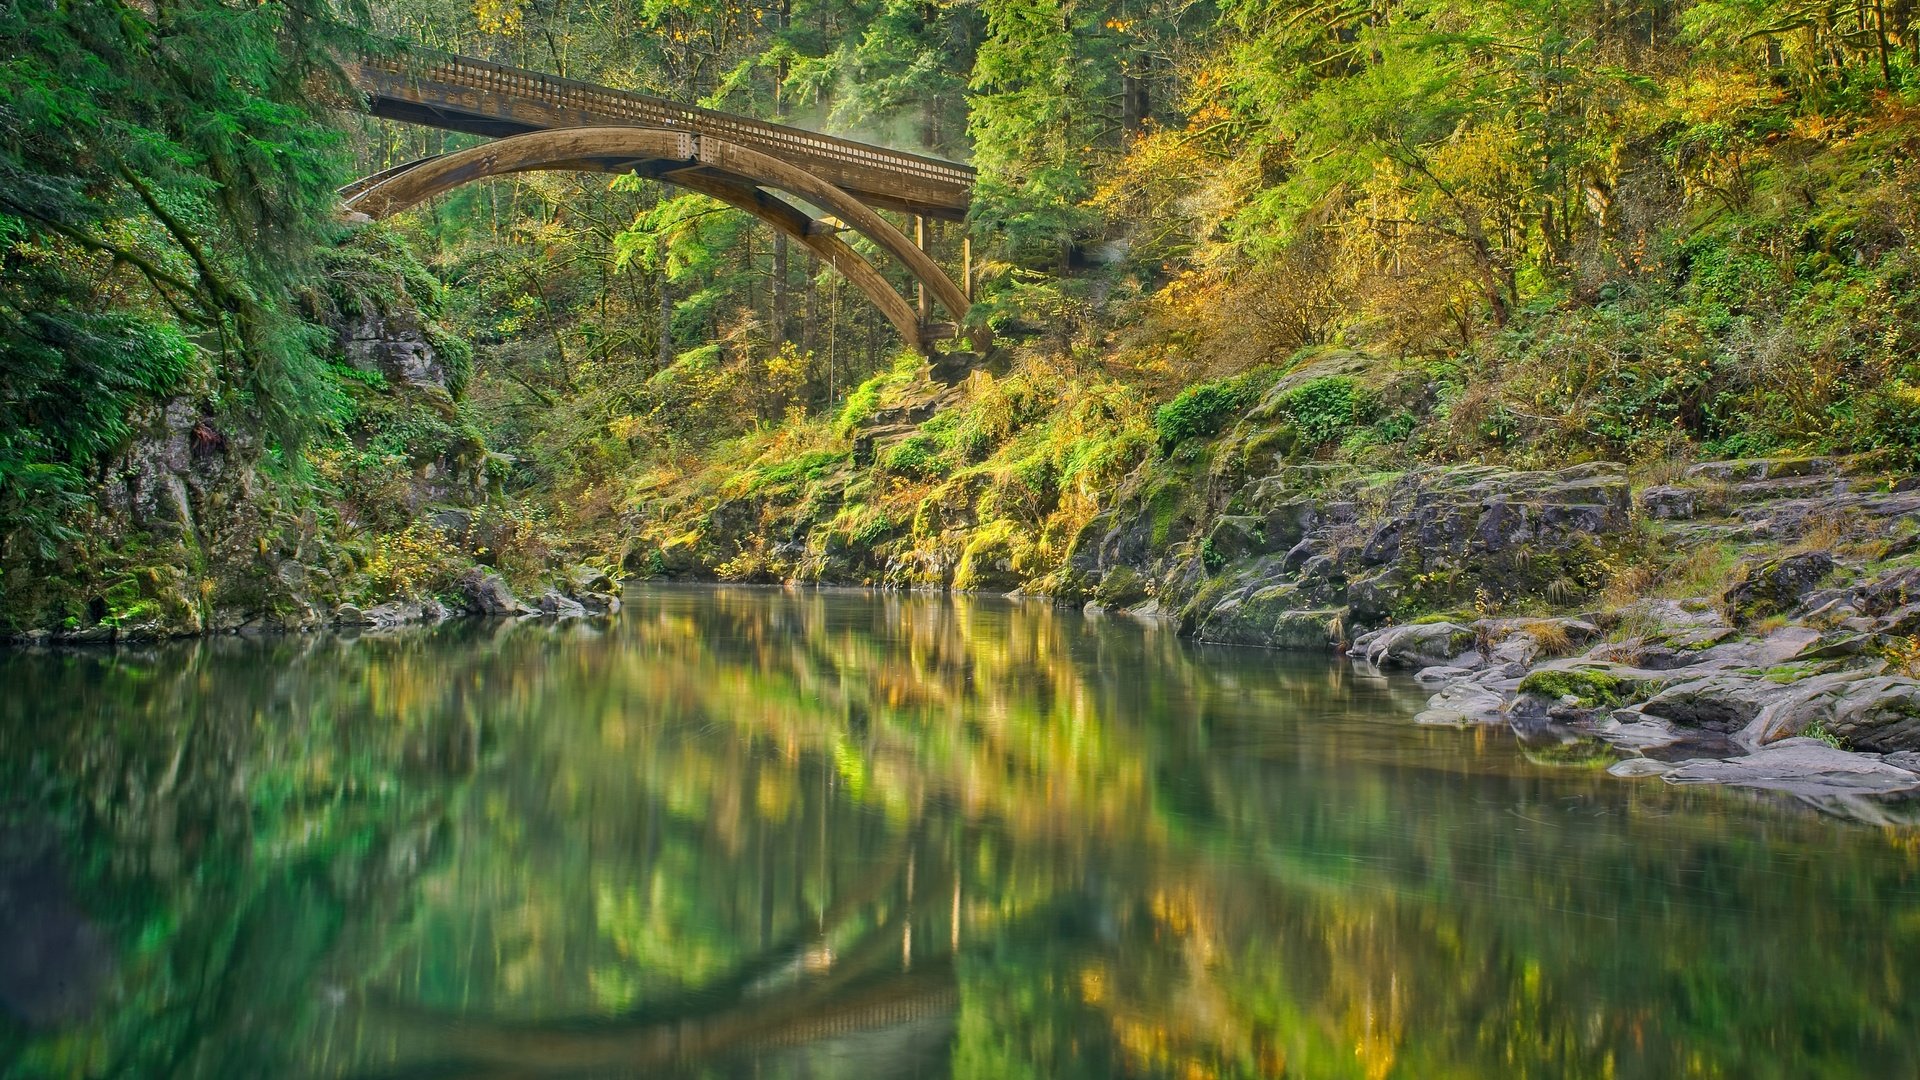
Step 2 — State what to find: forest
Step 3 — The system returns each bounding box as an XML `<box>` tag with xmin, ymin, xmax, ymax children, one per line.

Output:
<box><xmin>10</xmin><ymin>4</ymin><xmax>1920</xmax><ymax>1075</ymax></box>
<box><xmin>3</xmin><ymin>0</ymin><xmax>1920</xmax><ymax>633</ymax></box>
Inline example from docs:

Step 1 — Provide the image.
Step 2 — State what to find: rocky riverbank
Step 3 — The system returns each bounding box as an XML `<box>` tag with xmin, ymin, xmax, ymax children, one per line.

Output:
<box><xmin>0</xmin><ymin>231</ymin><xmax>619</xmax><ymax>646</ymax></box>
<box><xmin>615</xmin><ymin>359</ymin><xmax>1920</xmax><ymax>813</ymax></box>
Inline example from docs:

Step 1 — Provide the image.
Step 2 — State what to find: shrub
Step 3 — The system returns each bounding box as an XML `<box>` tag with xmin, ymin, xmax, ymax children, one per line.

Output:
<box><xmin>1154</xmin><ymin>367</ymin><xmax>1276</xmax><ymax>452</ymax></box>
<box><xmin>1273</xmin><ymin>376</ymin><xmax>1378</xmax><ymax>445</ymax></box>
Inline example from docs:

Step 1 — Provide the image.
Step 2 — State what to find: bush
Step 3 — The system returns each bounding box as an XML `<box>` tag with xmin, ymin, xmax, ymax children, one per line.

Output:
<box><xmin>1272</xmin><ymin>376</ymin><xmax>1377</xmax><ymax>445</ymax></box>
<box><xmin>1154</xmin><ymin>368</ymin><xmax>1275</xmax><ymax>451</ymax></box>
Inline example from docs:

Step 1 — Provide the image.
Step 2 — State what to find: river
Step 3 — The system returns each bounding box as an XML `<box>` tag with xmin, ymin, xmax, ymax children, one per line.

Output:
<box><xmin>2</xmin><ymin>585</ymin><xmax>1917</xmax><ymax>1077</ymax></box>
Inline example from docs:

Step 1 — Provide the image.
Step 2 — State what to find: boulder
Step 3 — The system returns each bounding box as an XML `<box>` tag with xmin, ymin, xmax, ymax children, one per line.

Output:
<box><xmin>538</xmin><ymin>590</ymin><xmax>588</xmax><ymax>618</ymax></box>
<box><xmin>1740</xmin><ymin>669</ymin><xmax>1882</xmax><ymax>746</ymax></box>
<box><xmin>1638</xmin><ymin>675</ymin><xmax>1786</xmax><ymax>732</ymax></box>
<box><xmin>567</xmin><ymin>563</ymin><xmax>613</xmax><ymax>596</ymax></box>
<box><xmin>1722</xmin><ymin>551</ymin><xmax>1834</xmax><ymax>621</ymax></box>
<box><xmin>1828</xmin><ymin>677</ymin><xmax>1920</xmax><ymax>753</ymax></box>
<box><xmin>461</xmin><ymin>569</ymin><xmax>535</xmax><ymax>616</ymax></box>
<box><xmin>1350</xmin><ymin>622</ymin><xmax>1477</xmax><ymax>670</ymax></box>
<box><xmin>1640</xmin><ymin>486</ymin><xmax>1699</xmax><ymax>520</ymax></box>
<box><xmin>1413</xmin><ymin>680</ymin><xmax>1508</xmax><ymax>725</ymax></box>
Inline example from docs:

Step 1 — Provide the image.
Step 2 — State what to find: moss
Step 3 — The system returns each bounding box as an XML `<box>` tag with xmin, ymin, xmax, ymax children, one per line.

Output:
<box><xmin>879</xmin><ymin>436</ymin><xmax>948</xmax><ymax>478</ymax></box>
<box><xmin>1093</xmin><ymin>565</ymin><xmax>1149</xmax><ymax>607</ymax></box>
<box><xmin>1200</xmin><ymin>536</ymin><xmax>1226</xmax><ymax>572</ymax></box>
<box><xmin>1517</xmin><ymin>669</ymin><xmax>1626</xmax><ymax>709</ymax></box>
<box><xmin>952</xmin><ymin>519</ymin><xmax>1028</xmax><ymax>591</ymax></box>
<box><xmin>746</xmin><ymin>449</ymin><xmax>847</xmax><ymax>493</ymax></box>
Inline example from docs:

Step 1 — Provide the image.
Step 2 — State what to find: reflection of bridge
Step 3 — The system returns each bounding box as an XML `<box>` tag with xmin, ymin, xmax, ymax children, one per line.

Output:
<box><xmin>354</xmin><ymin>838</ymin><xmax>960</xmax><ymax>1077</ymax></box>
<box><xmin>343</xmin><ymin>52</ymin><xmax>977</xmax><ymax>352</ymax></box>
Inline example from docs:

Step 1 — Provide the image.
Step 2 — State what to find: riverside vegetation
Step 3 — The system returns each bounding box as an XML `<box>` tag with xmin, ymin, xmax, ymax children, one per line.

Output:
<box><xmin>8</xmin><ymin>1</ymin><xmax>1920</xmax><ymax>794</ymax></box>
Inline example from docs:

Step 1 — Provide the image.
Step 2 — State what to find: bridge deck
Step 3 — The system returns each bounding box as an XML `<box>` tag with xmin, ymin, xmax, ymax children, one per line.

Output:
<box><xmin>350</xmin><ymin>53</ymin><xmax>972</xmax><ymax>220</ymax></box>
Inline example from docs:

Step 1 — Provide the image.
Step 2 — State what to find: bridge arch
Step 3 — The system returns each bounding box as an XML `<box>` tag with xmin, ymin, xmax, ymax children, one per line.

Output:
<box><xmin>343</xmin><ymin>126</ymin><xmax>972</xmax><ymax>352</ymax></box>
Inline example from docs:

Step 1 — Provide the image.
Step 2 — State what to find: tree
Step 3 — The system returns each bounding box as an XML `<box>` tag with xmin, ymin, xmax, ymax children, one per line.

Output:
<box><xmin>0</xmin><ymin>0</ymin><xmax>368</xmax><ymax>555</ymax></box>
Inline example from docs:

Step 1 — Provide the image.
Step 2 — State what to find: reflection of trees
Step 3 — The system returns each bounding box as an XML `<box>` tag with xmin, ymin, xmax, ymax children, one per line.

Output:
<box><xmin>0</xmin><ymin>632</ymin><xmax>475</xmax><ymax>1077</ymax></box>
<box><xmin>5</xmin><ymin>590</ymin><xmax>1920</xmax><ymax>1078</ymax></box>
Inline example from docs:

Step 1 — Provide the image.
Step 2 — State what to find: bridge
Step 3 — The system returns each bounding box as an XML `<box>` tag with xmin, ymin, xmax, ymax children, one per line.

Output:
<box><xmin>341</xmin><ymin>51</ymin><xmax>977</xmax><ymax>353</ymax></box>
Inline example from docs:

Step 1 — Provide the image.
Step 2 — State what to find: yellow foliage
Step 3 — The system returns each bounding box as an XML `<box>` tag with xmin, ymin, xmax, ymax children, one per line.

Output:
<box><xmin>360</xmin><ymin>521</ymin><xmax>456</xmax><ymax>601</ymax></box>
<box><xmin>471</xmin><ymin>0</ymin><xmax>527</xmax><ymax>34</ymax></box>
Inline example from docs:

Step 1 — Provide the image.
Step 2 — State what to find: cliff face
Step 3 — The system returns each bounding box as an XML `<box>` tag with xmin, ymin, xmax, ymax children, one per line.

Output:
<box><xmin>1</xmin><ymin>239</ymin><xmax>492</xmax><ymax>642</ymax></box>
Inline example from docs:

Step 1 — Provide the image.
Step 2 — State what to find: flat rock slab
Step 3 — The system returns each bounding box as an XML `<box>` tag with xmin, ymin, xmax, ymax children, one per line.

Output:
<box><xmin>1662</xmin><ymin>740</ymin><xmax>1920</xmax><ymax>798</ymax></box>
<box><xmin>1414</xmin><ymin>681</ymin><xmax>1508</xmax><ymax>726</ymax></box>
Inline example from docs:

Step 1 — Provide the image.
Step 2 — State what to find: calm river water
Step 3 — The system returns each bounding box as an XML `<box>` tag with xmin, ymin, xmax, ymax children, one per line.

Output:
<box><xmin>3</xmin><ymin>585</ymin><xmax>1918</xmax><ymax>1077</ymax></box>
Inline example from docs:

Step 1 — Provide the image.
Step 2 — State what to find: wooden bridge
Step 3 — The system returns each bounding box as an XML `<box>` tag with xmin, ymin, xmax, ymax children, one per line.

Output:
<box><xmin>342</xmin><ymin>51</ymin><xmax>977</xmax><ymax>352</ymax></box>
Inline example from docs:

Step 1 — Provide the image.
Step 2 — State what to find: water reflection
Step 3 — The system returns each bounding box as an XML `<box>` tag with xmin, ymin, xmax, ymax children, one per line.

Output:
<box><xmin>2</xmin><ymin>586</ymin><xmax>1918</xmax><ymax>1078</ymax></box>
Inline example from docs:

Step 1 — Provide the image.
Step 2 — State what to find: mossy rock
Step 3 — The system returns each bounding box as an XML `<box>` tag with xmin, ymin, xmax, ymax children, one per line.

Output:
<box><xmin>1516</xmin><ymin>669</ymin><xmax>1626</xmax><ymax>709</ymax></box>
<box><xmin>1093</xmin><ymin>565</ymin><xmax>1150</xmax><ymax>608</ymax></box>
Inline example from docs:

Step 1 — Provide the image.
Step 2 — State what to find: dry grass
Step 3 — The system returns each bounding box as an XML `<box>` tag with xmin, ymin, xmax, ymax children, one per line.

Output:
<box><xmin>1600</xmin><ymin>563</ymin><xmax>1658</xmax><ymax>609</ymax></box>
<box><xmin>1633</xmin><ymin>457</ymin><xmax>1693</xmax><ymax>488</ymax></box>
<box><xmin>1788</xmin><ymin>512</ymin><xmax>1848</xmax><ymax>556</ymax></box>
<box><xmin>1521</xmin><ymin>618</ymin><xmax>1574</xmax><ymax>656</ymax></box>
<box><xmin>1653</xmin><ymin>542</ymin><xmax>1741</xmax><ymax>601</ymax></box>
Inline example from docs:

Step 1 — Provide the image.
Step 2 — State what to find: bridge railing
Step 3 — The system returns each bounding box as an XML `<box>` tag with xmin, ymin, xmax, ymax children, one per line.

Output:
<box><xmin>354</xmin><ymin>51</ymin><xmax>973</xmax><ymax>200</ymax></box>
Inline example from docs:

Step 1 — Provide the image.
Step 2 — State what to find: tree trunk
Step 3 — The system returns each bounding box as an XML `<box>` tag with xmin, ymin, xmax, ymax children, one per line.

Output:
<box><xmin>772</xmin><ymin>232</ymin><xmax>790</xmax><ymax>345</ymax></box>
<box><xmin>658</xmin><ymin>274</ymin><xmax>673</xmax><ymax>369</ymax></box>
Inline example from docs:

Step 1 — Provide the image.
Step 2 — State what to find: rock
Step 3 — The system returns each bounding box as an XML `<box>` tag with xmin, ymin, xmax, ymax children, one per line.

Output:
<box><xmin>1350</xmin><ymin>622</ymin><xmax>1478</xmax><ymax>670</ymax></box>
<box><xmin>461</xmin><ymin>569</ymin><xmax>535</xmax><ymax>616</ymax></box>
<box><xmin>568</xmin><ymin>563</ymin><xmax>613</xmax><ymax>596</ymax></box>
<box><xmin>365</xmin><ymin>600</ymin><xmax>428</xmax><ymax>627</ymax></box>
<box><xmin>1414</xmin><ymin>664</ymin><xmax>1474</xmax><ymax>685</ymax></box>
<box><xmin>1849</xmin><ymin>565</ymin><xmax>1920</xmax><ymax>615</ymax></box>
<box><xmin>1205</xmin><ymin>515</ymin><xmax>1268</xmax><ymax>563</ymax></box>
<box><xmin>1828</xmin><ymin>677</ymin><xmax>1920</xmax><ymax>753</ymax></box>
<box><xmin>334</xmin><ymin>603</ymin><xmax>371</xmax><ymax>626</ymax></box>
<box><xmin>1194</xmin><ymin>584</ymin><xmax>1344</xmax><ymax>648</ymax></box>
<box><xmin>1093</xmin><ymin>566</ymin><xmax>1150</xmax><ymax>608</ymax></box>
<box><xmin>1662</xmin><ymin>740</ymin><xmax>1920</xmax><ymax>797</ymax></box>
<box><xmin>1739</xmin><ymin>669</ymin><xmax>1882</xmax><ymax>746</ymax></box>
<box><xmin>1722</xmin><ymin>551</ymin><xmax>1834</xmax><ymax>621</ymax></box>
<box><xmin>1798</xmin><ymin>631</ymin><xmax>1875</xmax><ymax>660</ymax></box>
<box><xmin>1594</xmin><ymin>715</ymin><xmax>1687</xmax><ymax>753</ymax></box>
<box><xmin>430</xmin><ymin>507</ymin><xmax>475</xmax><ymax>539</ymax></box>
<box><xmin>1640</xmin><ymin>485</ymin><xmax>1699</xmax><ymax>520</ymax></box>
<box><xmin>1413</xmin><ymin>680</ymin><xmax>1509</xmax><ymax>725</ymax></box>
<box><xmin>1638</xmin><ymin>675</ymin><xmax>1786</xmax><ymax>732</ymax></box>
<box><xmin>538</xmin><ymin>590</ymin><xmax>588</xmax><ymax>618</ymax></box>
<box><xmin>1750</xmin><ymin>625</ymin><xmax>1823</xmax><ymax>664</ymax></box>
<box><xmin>1876</xmin><ymin>602</ymin><xmax>1920</xmax><ymax>637</ymax></box>
<box><xmin>1345</xmin><ymin>570</ymin><xmax>1400</xmax><ymax>624</ymax></box>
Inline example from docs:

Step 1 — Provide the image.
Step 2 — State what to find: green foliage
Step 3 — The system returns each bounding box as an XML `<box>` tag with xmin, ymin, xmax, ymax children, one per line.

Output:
<box><xmin>0</xmin><ymin>0</ymin><xmax>366</xmax><ymax>563</ymax></box>
<box><xmin>1154</xmin><ymin>369</ymin><xmax>1276</xmax><ymax>452</ymax></box>
<box><xmin>880</xmin><ymin>435</ymin><xmax>948</xmax><ymax>478</ymax></box>
<box><xmin>835</xmin><ymin>353</ymin><xmax>922</xmax><ymax>436</ymax></box>
<box><xmin>1271</xmin><ymin>376</ymin><xmax>1377</xmax><ymax>445</ymax></box>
